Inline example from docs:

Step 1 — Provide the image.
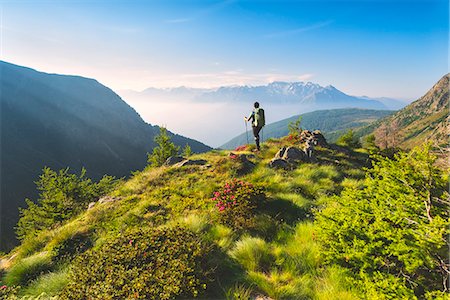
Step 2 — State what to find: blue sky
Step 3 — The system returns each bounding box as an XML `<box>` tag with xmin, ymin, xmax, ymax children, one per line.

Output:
<box><xmin>1</xmin><ymin>0</ymin><xmax>448</xmax><ymax>99</ymax></box>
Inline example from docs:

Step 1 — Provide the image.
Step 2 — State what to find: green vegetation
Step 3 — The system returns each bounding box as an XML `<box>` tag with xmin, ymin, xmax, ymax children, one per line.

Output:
<box><xmin>288</xmin><ymin>116</ymin><xmax>303</xmax><ymax>136</ymax></box>
<box><xmin>316</xmin><ymin>144</ymin><xmax>449</xmax><ymax>299</ymax></box>
<box><xmin>16</xmin><ymin>167</ymin><xmax>118</xmax><ymax>241</ymax></box>
<box><xmin>336</xmin><ymin>129</ymin><xmax>361</xmax><ymax>148</ymax></box>
<box><xmin>148</xmin><ymin>127</ymin><xmax>181</xmax><ymax>166</ymax></box>
<box><xmin>60</xmin><ymin>227</ymin><xmax>216</xmax><ymax>299</ymax></box>
<box><xmin>182</xmin><ymin>143</ymin><xmax>193</xmax><ymax>157</ymax></box>
<box><xmin>1</xmin><ymin>134</ymin><xmax>447</xmax><ymax>299</ymax></box>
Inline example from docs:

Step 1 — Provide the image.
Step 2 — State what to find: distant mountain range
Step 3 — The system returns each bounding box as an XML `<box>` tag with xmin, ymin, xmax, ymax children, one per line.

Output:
<box><xmin>0</xmin><ymin>61</ymin><xmax>210</xmax><ymax>250</ymax></box>
<box><xmin>358</xmin><ymin>73</ymin><xmax>449</xmax><ymax>150</ymax></box>
<box><xmin>120</xmin><ymin>82</ymin><xmax>406</xmax><ymax>111</ymax></box>
<box><xmin>221</xmin><ymin>108</ymin><xmax>393</xmax><ymax>149</ymax></box>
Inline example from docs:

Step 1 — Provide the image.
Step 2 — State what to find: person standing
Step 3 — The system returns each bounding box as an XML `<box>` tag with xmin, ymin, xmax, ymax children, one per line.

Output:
<box><xmin>244</xmin><ymin>101</ymin><xmax>265</xmax><ymax>151</ymax></box>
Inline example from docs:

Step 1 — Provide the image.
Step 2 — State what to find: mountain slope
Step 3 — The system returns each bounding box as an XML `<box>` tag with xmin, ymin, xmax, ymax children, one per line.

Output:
<box><xmin>0</xmin><ymin>61</ymin><xmax>210</xmax><ymax>250</ymax></box>
<box><xmin>221</xmin><ymin>108</ymin><xmax>393</xmax><ymax>149</ymax></box>
<box><xmin>363</xmin><ymin>74</ymin><xmax>449</xmax><ymax>149</ymax></box>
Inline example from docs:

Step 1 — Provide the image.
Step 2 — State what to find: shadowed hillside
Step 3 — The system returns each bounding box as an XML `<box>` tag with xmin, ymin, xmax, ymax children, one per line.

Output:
<box><xmin>0</xmin><ymin>61</ymin><xmax>211</xmax><ymax>251</ymax></box>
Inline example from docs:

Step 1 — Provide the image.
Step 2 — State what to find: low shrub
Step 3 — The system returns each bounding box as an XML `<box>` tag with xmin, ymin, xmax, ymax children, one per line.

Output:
<box><xmin>60</xmin><ymin>226</ymin><xmax>217</xmax><ymax>299</ymax></box>
<box><xmin>0</xmin><ymin>284</ymin><xmax>20</xmax><ymax>300</ymax></box>
<box><xmin>211</xmin><ymin>179</ymin><xmax>265</xmax><ymax>230</ymax></box>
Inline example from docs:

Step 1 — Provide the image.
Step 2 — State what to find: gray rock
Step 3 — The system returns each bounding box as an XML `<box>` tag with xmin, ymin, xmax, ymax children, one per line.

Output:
<box><xmin>87</xmin><ymin>202</ymin><xmax>96</xmax><ymax>210</ymax></box>
<box><xmin>174</xmin><ymin>159</ymin><xmax>208</xmax><ymax>167</ymax></box>
<box><xmin>98</xmin><ymin>196</ymin><xmax>121</xmax><ymax>204</ymax></box>
<box><xmin>269</xmin><ymin>158</ymin><xmax>289</xmax><ymax>169</ymax></box>
<box><xmin>164</xmin><ymin>156</ymin><xmax>185</xmax><ymax>166</ymax></box>
<box><xmin>282</xmin><ymin>146</ymin><xmax>306</xmax><ymax>162</ymax></box>
<box><xmin>274</xmin><ymin>147</ymin><xmax>287</xmax><ymax>159</ymax></box>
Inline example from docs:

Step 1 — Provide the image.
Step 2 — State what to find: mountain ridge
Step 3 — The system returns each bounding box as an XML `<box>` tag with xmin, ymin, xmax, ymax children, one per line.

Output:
<box><xmin>120</xmin><ymin>81</ymin><xmax>404</xmax><ymax>110</ymax></box>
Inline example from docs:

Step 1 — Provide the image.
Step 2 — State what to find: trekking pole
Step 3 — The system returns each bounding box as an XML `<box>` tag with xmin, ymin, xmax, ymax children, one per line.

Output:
<box><xmin>261</xmin><ymin>127</ymin><xmax>264</xmax><ymax>144</ymax></box>
<box><xmin>245</xmin><ymin>120</ymin><xmax>249</xmax><ymax>145</ymax></box>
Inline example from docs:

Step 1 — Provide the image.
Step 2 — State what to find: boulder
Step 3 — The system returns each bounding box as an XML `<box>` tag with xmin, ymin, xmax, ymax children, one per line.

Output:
<box><xmin>269</xmin><ymin>158</ymin><xmax>289</xmax><ymax>169</ymax></box>
<box><xmin>174</xmin><ymin>159</ymin><xmax>208</xmax><ymax>167</ymax></box>
<box><xmin>164</xmin><ymin>156</ymin><xmax>185</xmax><ymax>166</ymax></box>
<box><xmin>274</xmin><ymin>147</ymin><xmax>287</xmax><ymax>159</ymax></box>
<box><xmin>282</xmin><ymin>146</ymin><xmax>306</xmax><ymax>162</ymax></box>
<box><xmin>312</xmin><ymin>130</ymin><xmax>328</xmax><ymax>147</ymax></box>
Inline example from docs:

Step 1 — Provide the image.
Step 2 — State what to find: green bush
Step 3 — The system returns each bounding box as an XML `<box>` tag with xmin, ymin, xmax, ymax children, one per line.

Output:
<box><xmin>315</xmin><ymin>144</ymin><xmax>449</xmax><ymax>298</ymax></box>
<box><xmin>3</xmin><ymin>252</ymin><xmax>53</xmax><ymax>286</ymax></box>
<box><xmin>60</xmin><ymin>226</ymin><xmax>217</xmax><ymax>299</ymax></box>
<box><xmin>336</xmin><ymin>129</ymin><xmax>361</xmax><ymax>148</ymax></box>
<box><xmin>16</xmin><ymin>167</ymin><xmax>118</xmax><ymax>240</ymax></box>
<box><xmin>212</xmin><ymin>179</ymin><xmax>265</xmax><ymax>230</ymax></box>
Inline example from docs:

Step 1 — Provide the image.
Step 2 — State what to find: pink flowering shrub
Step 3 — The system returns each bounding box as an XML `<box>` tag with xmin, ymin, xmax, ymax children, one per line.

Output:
<box><xmin>234</xmin><ymin>145</ymin><xmax>247</xmax><ymax>152</ymax></box>
<box><xmin>212</xmin><ymin>179</ymin><xmax>264</xmax><ymax>230</ymax></box>
<box><xmin>0</xmin><ymin>284</ymin><xmax>19</xmax><ymax>298</ymax></box>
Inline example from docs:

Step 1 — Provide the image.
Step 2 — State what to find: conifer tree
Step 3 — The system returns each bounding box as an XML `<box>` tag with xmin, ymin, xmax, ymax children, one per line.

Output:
<box><xmin>148</xmin><ymin>127</ymin><xmax>180</xmax><ymax>166</ymax></box>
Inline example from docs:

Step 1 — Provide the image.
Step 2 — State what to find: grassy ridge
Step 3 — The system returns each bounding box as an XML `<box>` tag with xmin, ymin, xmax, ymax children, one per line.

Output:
<box><xmin>1</xmin><ymin>136</ymin><xmax>446</xmax><ymax>299</ymax></box>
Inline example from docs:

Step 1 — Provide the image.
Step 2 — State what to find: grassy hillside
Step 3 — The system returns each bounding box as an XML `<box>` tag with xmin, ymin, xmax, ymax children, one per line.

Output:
<box><xmin>221</xmin><ymin>108</ymin><xmax>393</xmax><ymax>149</ymax></box>
<box><xmin>357</xmin><ymin>74</ymin><xmax>449</xmax><ymax>150</ymax></box>
<box><xmin>1</xmin><ymin>136</ymin><xmax>447</xmax><ymax>299</ymax></box>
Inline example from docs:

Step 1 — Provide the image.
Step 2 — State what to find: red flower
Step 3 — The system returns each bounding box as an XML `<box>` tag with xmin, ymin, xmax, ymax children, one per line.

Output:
<box><xmin>0</xmin><ymin>285</ymin><xmax>7</xmax><ymax>290</ymax></box>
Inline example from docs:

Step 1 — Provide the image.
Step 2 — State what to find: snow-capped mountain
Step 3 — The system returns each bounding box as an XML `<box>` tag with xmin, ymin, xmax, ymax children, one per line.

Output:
<box><xmin>120</xmin><ymin>81</ymin><xmax>389</xmax><ymax>110</ymax></box>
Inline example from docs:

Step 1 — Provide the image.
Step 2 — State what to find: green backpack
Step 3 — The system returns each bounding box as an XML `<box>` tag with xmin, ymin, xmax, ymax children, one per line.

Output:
<box><xmin>254</xmin><ymin>108</ymin><xmax>265</xmax><ymax>127</ymax></box>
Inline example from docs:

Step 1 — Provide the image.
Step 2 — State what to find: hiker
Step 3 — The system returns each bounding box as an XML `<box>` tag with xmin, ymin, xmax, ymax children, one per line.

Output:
<box><xmin>244</xmin><ymin>101</ymin><xmax>265</xmax><ymax>151</ymax></box>
<box><xmin>305</xmin><ymin>137</ymin><xmax>316</xmax><ymax>158</ymax></box>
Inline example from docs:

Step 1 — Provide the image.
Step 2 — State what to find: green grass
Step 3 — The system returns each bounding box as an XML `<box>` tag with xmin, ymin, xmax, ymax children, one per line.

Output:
<box><xmin>3</xmin><ymin>252</ymin><xmax>53</xmax><ymax>286</ymax></box>
<box><xmin>20</xmin><ymin>267</ymin><xmax>69</xmax><ymax>297</ymax></box>
<box><xmin>229</xmin><ymin>236</ymin><xmax>272</xmax><ymax>272</ymax></box>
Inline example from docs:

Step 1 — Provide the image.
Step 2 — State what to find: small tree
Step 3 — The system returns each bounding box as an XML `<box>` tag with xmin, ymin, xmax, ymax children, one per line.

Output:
<box><xmin>364</xmin><ymin>134</ymin><xmax>378</xmax><ymax>151</ymax></box>
<box><xmin>336</xmin><ymin>129</ymin><xmax>361</xmax><ymax>148</ymax></box>
<box><xmin>288</xmin><ymin>116</ymin><xmax>303</xmax><ymax>136</ymax></box>
<box><xmin>182</xmin><ymin>144</ymin><xmax>192</xmax><ymax>157</ymax></box>
<box><xmin>16</xmin><ymin>167</ymin><xmax>117</xmax><ymax>240</ymax></box>
<box><xmin>148</xmin><ymin>127</ymin><xmax>180</xmax><ymax>166</ymax></box>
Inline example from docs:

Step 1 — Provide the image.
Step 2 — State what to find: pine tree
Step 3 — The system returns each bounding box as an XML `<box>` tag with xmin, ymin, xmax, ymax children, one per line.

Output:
<box><xmin>182</xmin><ymin>144</ymin><xmax>192</xmax><ymax>157</ymax></box>
<box><xmin>148</xmin><ymin>127</ymin><xmax>180</xmax><ymax>166</ymax></box>
<box><xmin>337</xmin><ymin>129</ymin><xmax>361</xmax><ymax>148</ymax></box>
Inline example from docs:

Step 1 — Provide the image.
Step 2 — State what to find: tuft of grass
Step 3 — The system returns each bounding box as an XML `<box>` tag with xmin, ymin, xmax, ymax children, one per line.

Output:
<box><xmin>208</xmin><ymin>224</ymin><xmax>235</xmax><ymax>250</ymax></box>
<box><xmin>315</xmin><ymin>266</ymin><xmax>360</xmax><ymax>300</ymax></box>
<box><xmin>3</xmin><ymin>252</ymin><xmax>53</xmax><ymax>286</ymax></box>
<box><xmin>225</xmin><ymin>284</ymin><xmax>254</xmax><ymax>300</ymax></box>
<box><xmin>282</xmin><ymin>222</ymin><xmax>321</xmax><ymax>274</ymax></box>
<box><xmin>179</xmin><ymin>213</ymin><xmax>209</xmax><ymax>233</ymax></box>
<box><xmin>248</xmin><ymin>270</ymin><xmax>313</xmax><ymax>300</ymax></box>
<box><xmin>20</xmin><ymin>267</ymin><xmax>69</xmax><ymax>297</ymax></box>
<box><xmin>229</xmin><ymin>236</ymin><xmax>272</xmax><ymax>272</ymax></box>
